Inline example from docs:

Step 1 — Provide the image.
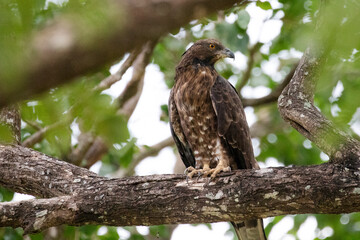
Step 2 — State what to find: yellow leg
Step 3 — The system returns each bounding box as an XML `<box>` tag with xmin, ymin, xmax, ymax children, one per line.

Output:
<box><xmin>203</xmin><ymin>159</ymin><xmax>231</xmax><ymax>179</ymax></box>
<box><xmin>185</xmin><ymin>163</ymin><xmax>211</xmax><ymax>179</ymax></box>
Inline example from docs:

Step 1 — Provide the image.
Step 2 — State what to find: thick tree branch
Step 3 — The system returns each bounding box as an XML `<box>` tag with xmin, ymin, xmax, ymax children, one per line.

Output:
<box><xmin>0</xmin><ymin>0</ymin><xmax>246</xmax><ymax>108</ymax></box>
<box><xmin>0</xmin><ymin>145</ymin><xmax>98</xmax><ymax>198</ymax></box>
<box><xmin>1</xmin><ymin>144</ymin><xmax>360</xmax><ymax>234</ymax></box>
<box><xmin>278</xmin><ymin>49</ymin><xmax>360</xmax><ymax>167</ymax></box>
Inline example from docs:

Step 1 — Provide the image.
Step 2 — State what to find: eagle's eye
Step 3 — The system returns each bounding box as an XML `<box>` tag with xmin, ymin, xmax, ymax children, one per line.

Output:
<box><xmin>209</xmin><ymin>44</ymin><xmax>215</xmax><ymax>49</ymax></box>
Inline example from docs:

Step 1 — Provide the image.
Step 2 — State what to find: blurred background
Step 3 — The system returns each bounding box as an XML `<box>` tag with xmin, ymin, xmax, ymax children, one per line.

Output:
<box><xmin>1</xmin><ymin>0</ymin><xmax>360</xmax><ymax>239</ymax></box>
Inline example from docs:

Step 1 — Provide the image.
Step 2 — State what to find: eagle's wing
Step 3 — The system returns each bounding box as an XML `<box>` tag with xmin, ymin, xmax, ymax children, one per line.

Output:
<box><xmin>210</xmin><ymin>75</ymin><xmax>257</xmax><ymax>170</ymax></box>
<box><xmin>169</xmin><ymin>89</ymin><xmax>195</xmax><ymax>168</ymax></box>
<box><xmin>211</xmin><ymin>75</ymin><xmax>266</xmax><ymax>240</ymax></box>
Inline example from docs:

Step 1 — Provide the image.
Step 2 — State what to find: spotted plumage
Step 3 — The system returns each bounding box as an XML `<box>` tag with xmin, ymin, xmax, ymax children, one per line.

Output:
<box><xmin>169</xmin><ymin>39</ymin><xmax>266</xmax><ymax>240</ymax></box>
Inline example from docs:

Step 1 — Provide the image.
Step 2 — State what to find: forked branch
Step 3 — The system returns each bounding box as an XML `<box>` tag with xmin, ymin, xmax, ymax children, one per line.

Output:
<box><xmin>278</xmin><ymin>49</ymin><xmax>360</xmax><ymax>167</ymax></box>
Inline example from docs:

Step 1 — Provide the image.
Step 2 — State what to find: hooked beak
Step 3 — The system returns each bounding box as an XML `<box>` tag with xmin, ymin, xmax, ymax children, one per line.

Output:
<box><xmin>223</xmin><ymin>48</ymin><xmax>235</xmax><ymax>59</ymax></box>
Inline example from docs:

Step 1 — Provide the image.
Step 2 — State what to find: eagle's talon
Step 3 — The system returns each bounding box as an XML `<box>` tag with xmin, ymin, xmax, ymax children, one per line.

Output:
<box><xmin>185</xmin><ymin>167</ymin><xmax>205</xmax><ymax>183</ymax></box>
<box><xmin>186</xmin><ymin>175</ymin><xmax>191</xmax><ymax>185</ymax></box>
<box><xmin>202</xmin><ymin>169</ymin><xmax>214</xmax><ymax>178</ymax></box>
<box><xmin>204</xmin><ymin>177</ymin><xmax>212</xmax><ymax>187</ymax></box>
<box><xmin>184</xmin><ymin>166</ymin><xmax>195</xmax><ymax>175</ymax></box>
<box><xmin>195</xmin><ymin>172</ymin><xmax>202</xmax><ymax>182</ymax></box>
<box><xmin>210</xmin><ymin>165</ymin><xmax>231</xmax><ymax>179</ymax></box>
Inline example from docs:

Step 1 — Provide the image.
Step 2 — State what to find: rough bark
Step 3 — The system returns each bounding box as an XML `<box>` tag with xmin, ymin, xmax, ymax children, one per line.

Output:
<box><xmin>0</xmin><ymin>105</ymin><xmax>21</xmax><ymax>144</ymax></box>
<box><xmin>0</xmin><ymin>0</ymin><xmax>246</xmax><ymax>108</ymax></box>
<box><xmin>278</xmin><ymin>49</ymin><xmax>360</xmax><ymax>168</ymax></box>
<box><xmin>1</xmin><ymin>144</ymin><xmax>360</xmax><ymax>234</ymax></box>
<box><xmin>0</xmin><ymin>145</ymin><xmax>98</xmax><ymax>198</ymax></box>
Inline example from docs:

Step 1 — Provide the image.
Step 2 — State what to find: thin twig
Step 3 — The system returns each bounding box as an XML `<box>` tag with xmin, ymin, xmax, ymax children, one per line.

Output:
<box><xmin>113</xmin><ymin>136</ymin><xmax>174</xmax><ymax>178</ymax></box>
<box><xmin>236</xmin><ymin>42</ymin><xmax>262</xmax><ymax>92</ymax></box>
<box><xmin>95</xmin><ymin>49</ymin><xmax>141</xmax><ymax>91</ymax></box>
<box><xmin>67</xmin><ymin>132</ymin><xmax>95</xmax><ymax>166</ymax></box>
<box><xmin>69</xmin><ymin>41</ymin><xmax>157</xmax><ymax>169</ymax></box>
<box><xmin>242</xmin><ymin>62</ymin><xmax>298</xmax><ymax>107</ymax></box>
<box><xmin>83</xmin><ymin>137</ymin><xmax>109</xmax><ymax>169</ymax></box>
<box><xmin>22</xmin><ymin>120</ymin><xmax>68</xmax><ymax>148</ymax></box>
<box><xmin>23</xmin><ymin>119</ymin><xmax>42</xmax><ymax>131</ymax></box>
<box><xmin>117</xmin><ymin>41</ymin><xmax>157</xmax><ymax>118</ymax></box>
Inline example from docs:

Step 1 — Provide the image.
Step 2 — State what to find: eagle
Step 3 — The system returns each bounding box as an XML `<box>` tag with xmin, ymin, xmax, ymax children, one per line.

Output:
<box><xmin>169</xmin><ymin>39</ymin><xmax>267</xmax><ymax>240</ymax></box>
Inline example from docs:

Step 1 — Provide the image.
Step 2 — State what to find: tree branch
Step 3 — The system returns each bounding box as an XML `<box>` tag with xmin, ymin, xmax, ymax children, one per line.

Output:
<box><xmin>0</xmin><ymin>145</ymin><xmax>98</xmax><ymax>198</ymax></box>
<box><xmin>117</xmin><ymin>41</ymin><xmax>157</xmax><ymax>118</ymax></box>
<box><xmin>0</xmin><ymin>0</ymin><xmax>246</xmax><ymax>108</ymax></box>
<box><xmin>23</xmin><ymin>120</ymin><xmax>42</xmax><ymax>131</ymax></box>
<box><xmin>67</xmin><ymin>132</ymin><xmax>95</xmax><ymax>166</ymax></box>
<box><xmin>236</xmin><ymin>42</ymin><xmax>262</xmax><ymax>92</ymax></box>
<box><xmin>278</xmin><ymin>49</ymin><xmax>360</xmax><ymax>167</ymax></box>
<box><xmin>22</xmin><ymin>121</ymin><xmax>66</xmax><ymax>148</ymax></box>
<box><xmin>113</xmin><ymin>136</ymin><xmax>174</xmax><ymax>177</ymax></box>
<box><xmin>95</xmin><ymin>49</ymin><xmax>141</xmax><ymax>91</ymax></box>
<box><xmin>82</xmin><ymin>137</ymin><xmax>108</xmax><ymax>169</ymax></box>
<box><xmin>242</xmin><ymin>63</ymin><xmax>297</xmax><ymax>107</ymax></box>
<box><xmin>65</xmin><ymin>41</ymin><xmax>156</xmax><ymax>169</ymax></box>
<box><xmin>0</xmin><ymin>105</ymin><xmax>21</xmax><ymax>144</ymax></box>
<box><xmin>1</xmin><ymin>144</ymin><xmax>360</xmax><ymax>234</ymax></box>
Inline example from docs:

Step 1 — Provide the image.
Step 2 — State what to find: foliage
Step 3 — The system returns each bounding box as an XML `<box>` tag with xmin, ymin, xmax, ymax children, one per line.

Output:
<box><xmin>1</xmin><ymin>0</ymin><xmax>360</xmax><ymax>239</ymax></box>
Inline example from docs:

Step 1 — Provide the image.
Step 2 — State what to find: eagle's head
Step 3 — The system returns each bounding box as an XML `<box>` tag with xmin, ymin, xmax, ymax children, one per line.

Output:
<box><xmin>181</xmin><ymin>39</ymin><xmax>235</xmax><ymax>66</ymax></box>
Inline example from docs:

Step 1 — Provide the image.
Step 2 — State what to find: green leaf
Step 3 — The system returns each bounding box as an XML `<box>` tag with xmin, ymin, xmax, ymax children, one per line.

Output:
<box><xmin>0</xmin><ymin>124</ymin><xmax>14</xmax><ymax>144</ymax></box>
<box><xmin>0</xmin><ymin>187</ymin><xmax>14</xmax><ymax>202</ymax></box>
<box><xmin>214</xmin><ymin>22</ymin><xmax>249</xmax><ymax>53</ymax></box>
<box><xmin>0</xmin><ymin>228</ymin><xmax>23</xmax><ymax>240</ymax></box>
<box><xmin>236</xmin><ymin>10</ymin><xmax>250</xmax><ymax>29</ymax></box>
<box><xmin>160</xmin><ymin>104</ymin><xmax>169</xmax><ymax>122</ymax></box>
<box><xmin>99</xmin><ymin>138</ymin><xmax>137</xmax><ymax>175</ymax></box>
<box><xmin>98</xmin><ymin>227</ymin><xmax>119</xmax><ymax>240</ymax></box>
<box><xmin>94</xmin><ymin>114</ymin><xmax>129</xmax><ymax>145</ymax></box>
<box><xmin>149</xmin><ymin>225</ymin><xmax>171</xmax><ymax>238</ymax></box>
<box><xmin>128</xmin><ymin>234</ymin><xmax>145</xmax><ymax>240</ymax></box>
<box><xmin>45</xmin><ymin>124</ymin><xmax>72</xmax><ymax>157</ymax></box>
<box><xmin>256</xmin><ymin>1</ymin><xmax>272</xmax><ymax>10</ymax></box>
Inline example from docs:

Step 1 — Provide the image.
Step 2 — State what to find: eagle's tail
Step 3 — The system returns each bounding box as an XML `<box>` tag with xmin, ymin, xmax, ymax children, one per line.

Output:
<box><xmin>231</xmin><ymin>219</ymin><xmax>267</xmax><ymax>240</ymax></box>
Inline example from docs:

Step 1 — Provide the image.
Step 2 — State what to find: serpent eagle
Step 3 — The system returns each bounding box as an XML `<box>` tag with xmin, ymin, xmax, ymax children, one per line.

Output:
<box><xmin>169</xmin><ymin>39</ymin><xmax>267</xmax><ymax>240</ymax></box>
